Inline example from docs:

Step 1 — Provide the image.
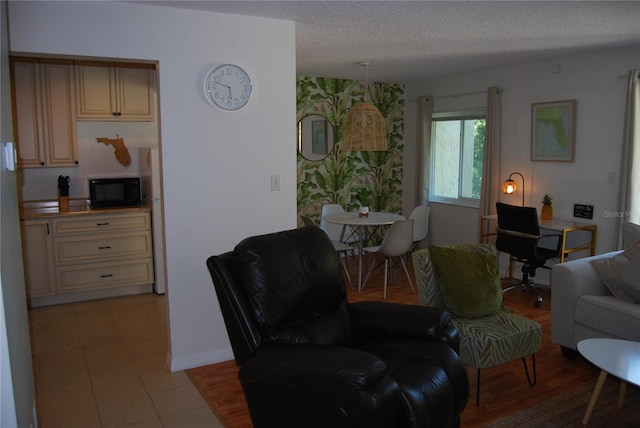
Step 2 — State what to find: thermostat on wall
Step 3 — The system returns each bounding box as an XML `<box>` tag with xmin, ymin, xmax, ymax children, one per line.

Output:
<box><xmin>574</xmin><ymin>204</ymin><xmax>594</xmax><ymax>219</ymax></box>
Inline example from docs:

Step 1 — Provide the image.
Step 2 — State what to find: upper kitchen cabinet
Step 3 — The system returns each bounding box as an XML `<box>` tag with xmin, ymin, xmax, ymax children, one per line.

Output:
<box><xmin>75</xmin><ymin>61</ymin><xmax>155</xmax><ymax>121</ymax></box>
<box><xmin>10</xmin><ymin>57</ymin><xmax>79</xmax><ymax>168</ymax></box>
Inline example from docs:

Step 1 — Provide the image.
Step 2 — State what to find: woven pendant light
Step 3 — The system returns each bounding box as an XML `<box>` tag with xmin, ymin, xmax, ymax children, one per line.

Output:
<box><xmin>342</xmin><ymin>63</ymin><xmax>387</xmax><ymax>151</ymax></box>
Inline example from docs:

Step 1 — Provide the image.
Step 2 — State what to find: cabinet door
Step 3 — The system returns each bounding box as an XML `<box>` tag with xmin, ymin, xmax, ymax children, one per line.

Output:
<box><xmin>11</xmin><ymin>58</ymin><xmax>78</xmax><ymax>168</ymax></box>
<box><xmin>117</xmin><ymin>64</ymin><xmax>155</xmax><ymax>120</ymax></box>
<box><xmin>41</xmin><ymin>59</ymin><xmax>78</xmax><ymax>166</ymax></box>
<box><xmin>21</xmin><ymin>220</ymin><xmax>55</xmax><ymax>297</ymax></box>
<box><xmin>76</xmin><ymin>61</ymin><xmax>154</xmax><ymax>121</ymax></box>
<box><xmin>75</xmin><ymin>60</ymin><xmax>117</xmax><ymax>119</ymax></box>
<box><xmin>11</xmin><ymin>58</ymin><xmax>45</xmax><ymax>167</ymax></box>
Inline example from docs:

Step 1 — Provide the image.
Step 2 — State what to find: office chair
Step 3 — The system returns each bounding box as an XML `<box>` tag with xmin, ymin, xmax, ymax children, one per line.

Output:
<box><xmin>495</xmin><ymin>202</ymin><xmax>562</xmax><ymax>307</ymax></box>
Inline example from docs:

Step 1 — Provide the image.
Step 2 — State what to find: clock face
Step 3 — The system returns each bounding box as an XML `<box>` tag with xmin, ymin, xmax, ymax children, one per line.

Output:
<box><xmin>204</xmin><ymin>64</ymin><xmax>253</xmax><ymax>111</ymax></box>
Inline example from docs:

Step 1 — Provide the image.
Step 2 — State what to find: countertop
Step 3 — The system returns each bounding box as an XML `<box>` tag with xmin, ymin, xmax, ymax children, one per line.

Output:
<box><xmin>20</xmin><ymin>199</ymin><xmax>151</xmax><ymax>220</ymax></box>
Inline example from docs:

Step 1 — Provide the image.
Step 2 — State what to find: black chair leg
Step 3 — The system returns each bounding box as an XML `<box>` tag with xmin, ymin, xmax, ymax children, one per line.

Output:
<box><xmin>522</xmin><ymin>353</ymin><xmax>537</xmax><ymax>386</ymax></box>
<box><xmin>476</xmin><ymin>369</ymin><xmax>481</xmax><ymax>407</ymax></box>
<box><xmin>503</xmin><ymin>270</ymin><xmax>544</xmax><ymax>307</ymax></box>
<box><xmin>476</xmin><ymin>355</ymin><xmax>536</xmax><ymax>407</ymax></box>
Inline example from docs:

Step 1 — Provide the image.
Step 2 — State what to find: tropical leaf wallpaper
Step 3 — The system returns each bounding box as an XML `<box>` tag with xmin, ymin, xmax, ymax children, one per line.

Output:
<box><xmin>297</xmin><ymin>76</ymin><xmax>405</xmax><ymax>224</ymax></box>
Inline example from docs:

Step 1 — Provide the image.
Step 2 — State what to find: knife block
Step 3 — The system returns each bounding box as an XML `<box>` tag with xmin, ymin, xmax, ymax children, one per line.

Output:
<box><xmin>58</xmin><ymin>196</ymin><xmax>69</xmax><ymax>211</ymax></box>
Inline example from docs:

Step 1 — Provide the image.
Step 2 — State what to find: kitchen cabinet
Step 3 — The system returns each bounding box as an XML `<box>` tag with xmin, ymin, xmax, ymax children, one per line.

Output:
<box><xmin>22</xmin><ymin>210</ymin><xmax>154</xmax><ymax>306</ymax></box>
<box><xmin>10</xmin><ymin>57</ymin><xmax>78</xmax><ymax>168</ymax></box>
<box><xmin>52</xmin><ymin>212</ymin><xmax>154</xmax><ymax>295</ymax></box>
<box><xmin>75</xmin><ymin>61</ymin><xmax>155</xmax><ymax>121</ymax></box>
<box><xmin>21</xmin><ymin>219</ymin><xmax>55</xmax><ymax>297</ymax></box>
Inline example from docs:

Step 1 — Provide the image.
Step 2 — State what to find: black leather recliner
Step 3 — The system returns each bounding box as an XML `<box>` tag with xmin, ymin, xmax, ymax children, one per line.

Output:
<box><xmin>206</xmin><ymin>226</ymin><xmax>469</xmax><ymax>428</ymax></box>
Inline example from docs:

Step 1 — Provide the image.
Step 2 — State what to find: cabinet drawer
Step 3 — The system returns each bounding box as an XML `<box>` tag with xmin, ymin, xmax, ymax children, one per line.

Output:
<box><xmin>54</xmin><ymin>232</ymin><xmax>151</xmax><ymax>264</ymax></box>
<box><xmin>53</xmin><ymin>213</ymin><xmax>149</xmax><ymax>235</ymax></box>
<box><xmin>57</xmin><ymin>258</ymin><xmax>154</xmax><ymax>293</ymax></box>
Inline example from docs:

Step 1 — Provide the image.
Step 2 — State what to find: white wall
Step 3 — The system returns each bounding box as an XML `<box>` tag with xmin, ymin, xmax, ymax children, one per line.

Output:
<box><xmin>404</xmin><ymin>46</ymin><xmax>640</xmax><ymax>254</ymax></box>
<box><xmin>9</xmin><ymin>1</ymin><xmax>297</xmax><ymax>370</ymax></box>
<box><xmin>1</xmin><ymin>1</ymin><xmax>36</xmax><ymax>426</ymax></box>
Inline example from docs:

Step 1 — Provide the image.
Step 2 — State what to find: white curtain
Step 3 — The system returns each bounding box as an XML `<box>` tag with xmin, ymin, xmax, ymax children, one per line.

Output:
<box><xmin>616</xmin><ymin>69</ymin><xmax>640</xmax><ymax>247</ymax></box>
<box><xmin>416</xmin><ymin>96</ymin><xmax>433</xmax><ymax>205</ymax></box>
<box><xmin>478</xmin><ymin>87</ymin><xmax>502</xmax><ymax>240</ymax></box>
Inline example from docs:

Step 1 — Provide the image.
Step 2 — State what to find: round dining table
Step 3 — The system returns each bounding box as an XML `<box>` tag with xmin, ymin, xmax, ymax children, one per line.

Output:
<box><xmin>324</xmin><ymin>211</ymin><xmax>405</xmax><ymax>291</ymax></box>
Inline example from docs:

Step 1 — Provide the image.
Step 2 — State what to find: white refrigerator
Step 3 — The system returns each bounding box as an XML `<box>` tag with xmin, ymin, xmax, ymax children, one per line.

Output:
<box><xmin>139</xmin><ymin>147</ymin><xmax>166</xmax><ymax>294</ymax></box>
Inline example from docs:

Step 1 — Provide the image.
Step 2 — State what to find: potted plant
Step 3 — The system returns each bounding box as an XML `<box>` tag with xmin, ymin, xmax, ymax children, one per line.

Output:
<box><xmin>541</xmin><ymin>194</ymin><xmax>553</xmax><ymax>220</ymax></box>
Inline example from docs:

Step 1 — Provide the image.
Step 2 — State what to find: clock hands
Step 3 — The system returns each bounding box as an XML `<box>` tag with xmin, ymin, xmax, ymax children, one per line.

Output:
<box><xmin>214</xmin><ymin>82</ymin><xmax>233</xmax><ymax>99</ymax></box>
<box><xmin>205</xmin><ymin>65</ymin><xmax>251</xmax><ymax>110</ymax></box>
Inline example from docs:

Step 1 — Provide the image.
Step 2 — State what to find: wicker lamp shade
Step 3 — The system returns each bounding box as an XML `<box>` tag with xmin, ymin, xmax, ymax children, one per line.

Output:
<box><xmin>342</xmin><ymin>102</ymin><xmax>387</xmax><ymax>151</ymax></box>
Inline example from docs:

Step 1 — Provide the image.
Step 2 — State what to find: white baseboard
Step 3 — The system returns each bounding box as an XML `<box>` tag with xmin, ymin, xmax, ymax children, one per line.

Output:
<box><xmin>167</xmin><ymin>347</ymin><xmax>235</xmax><ymax>372</ymax></box>
<box><xmin>28</xmin><ymin>284</ymin><xmax>153</xmax><ymax>308</ymax></box>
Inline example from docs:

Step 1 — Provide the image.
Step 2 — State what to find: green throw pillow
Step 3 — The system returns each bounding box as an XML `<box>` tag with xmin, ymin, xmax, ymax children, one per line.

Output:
<box><xmin>429</xmin><ymin>245</ymin><xmax>504</xmax><ymax>318</ymax></box>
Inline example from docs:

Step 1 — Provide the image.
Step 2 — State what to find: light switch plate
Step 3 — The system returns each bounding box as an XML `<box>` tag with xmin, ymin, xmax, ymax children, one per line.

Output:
<box><xmin>270</xmin><ymin>174</ymin><xmax>280</xmax><ymax>191</ymax></box>
<box><xmin>3</xmin><ymin>142</ymin><xmax>16</xmax><ymax>172</ymax></box>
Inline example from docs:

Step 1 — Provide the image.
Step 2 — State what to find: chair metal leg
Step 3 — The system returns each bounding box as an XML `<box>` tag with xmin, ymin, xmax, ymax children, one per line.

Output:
<box><xmin>476</xmin><ymin>369</ymin><xmax>481</xmax><ymax>407</ymax></box>
<box><xmin>522</xmin><ymin>353</ymin><xmax>537</xmax><ymax>386</ymax></box>
<box><xmin>361</xmin><ymin>254</ymin><xmax>377</xmax><ymax>291</ymax></box>
<box><xmin>383</xmin><ymin>259</ymin><xmax>389</xmax><ymax>299</ymax></box>
<box><xmin>339</xmin><ymin>255</ymin><xmax>353</xmax><ymax>289</ymax></box>
<box><xmin>503</xmin><ymin>271</ymin><xmax>544</xmax><ymax>307</ymax></box>
<box><xmin>399</xmin><ymin>257</ymin><xmax>415</xmax><ymax>294</ymax></box>
<box><xmin>475</xmin><ymin>355</ymin><xmax>536</xmax><ymax>407</ymax></box>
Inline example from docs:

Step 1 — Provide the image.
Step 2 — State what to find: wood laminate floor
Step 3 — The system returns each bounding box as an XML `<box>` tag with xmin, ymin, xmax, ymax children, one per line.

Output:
<box><xmin>187</xmin><ymin>256</ymin><xmax>601</xmax><ymax>427</ymax></box>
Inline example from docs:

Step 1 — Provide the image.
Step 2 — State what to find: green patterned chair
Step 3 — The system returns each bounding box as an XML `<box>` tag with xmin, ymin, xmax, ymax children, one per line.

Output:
<box><xmin>412</xmin><ymin>243</ymin><xmax>541</xmax><ymax>406</ymax></box>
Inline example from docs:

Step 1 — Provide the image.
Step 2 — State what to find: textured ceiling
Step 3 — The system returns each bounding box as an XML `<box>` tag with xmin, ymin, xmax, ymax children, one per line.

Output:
<box><xmin>137</xmin><ymin>1</ymin><xmax>640</xmax><ymax>82</ymax></box>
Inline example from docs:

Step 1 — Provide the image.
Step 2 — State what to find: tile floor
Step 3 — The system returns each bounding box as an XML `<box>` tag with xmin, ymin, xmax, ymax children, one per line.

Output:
<box><xmin>28</xmin><ymin>293</ymin><xmax>224</xmax><ymax>428</ymax></box>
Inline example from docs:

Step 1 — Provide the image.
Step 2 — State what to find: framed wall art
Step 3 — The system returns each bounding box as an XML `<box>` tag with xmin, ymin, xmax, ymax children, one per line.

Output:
<box><xmin>531</xmin><ymin>99</ymin><xmax>576</xmax><ymax>162</ymax></box>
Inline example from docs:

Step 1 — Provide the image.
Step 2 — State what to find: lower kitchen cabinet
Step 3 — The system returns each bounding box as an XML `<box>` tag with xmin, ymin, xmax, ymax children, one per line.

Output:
<box><xmin>22</xmin><ymin>211</ymin><xmax>154</xmax><ymax>306</ymax></box>
<box><xmin>20</xmin><ymin>219</ymin><xmax>55</xmax><ymax>297</ymax></box>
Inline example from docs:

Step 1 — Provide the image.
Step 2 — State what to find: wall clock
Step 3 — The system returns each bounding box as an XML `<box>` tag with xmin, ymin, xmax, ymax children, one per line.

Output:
<box><xmin>204</xmin><ymin>64</ymin><xmax>253</xmax><ymax>111</ymax></box>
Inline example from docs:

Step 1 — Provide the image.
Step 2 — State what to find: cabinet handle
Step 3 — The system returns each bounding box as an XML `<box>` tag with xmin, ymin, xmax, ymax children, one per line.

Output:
<box><xmin>100</xmin><ymin>274</ymin><xmax>113</xmax><ymax>278</ymax></box>
<box><xmin>96</xmin><ymin>222</ymin><xmax>110</xmax><ymax>226</ymax></box>
<box><xmin>98</xmin><ymin>246</ymin><xmax>111</xmax><ymax>250</ymax></box>
<box><xmin>40</xmin><ymin>161</ymin><xmax>45</xmax><ymax>166</ymax></box>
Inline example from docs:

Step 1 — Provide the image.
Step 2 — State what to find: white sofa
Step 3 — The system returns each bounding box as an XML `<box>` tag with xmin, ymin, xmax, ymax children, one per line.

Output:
<box><xmin>550</xmin><ymin>222</ymin><xmax>640</xmax><ymax>358</ymax></box>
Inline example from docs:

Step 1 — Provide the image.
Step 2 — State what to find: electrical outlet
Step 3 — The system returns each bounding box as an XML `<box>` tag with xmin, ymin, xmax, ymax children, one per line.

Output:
<box><xmin>607</xmin><ymin>172</ymin><xmax>616</xmax><ymax>185</ymax></box>
<box><xmin>270</xmin><ymin>174</ymin><xmax>280</xmax><ymax>191</ymax></box>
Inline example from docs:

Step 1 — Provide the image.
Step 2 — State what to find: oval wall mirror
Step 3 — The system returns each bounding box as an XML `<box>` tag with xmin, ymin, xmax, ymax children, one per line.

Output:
<box><xmin>297</xmin><ymin>114</ymin><xmax>335</xmax><ymax>161</ymax></box>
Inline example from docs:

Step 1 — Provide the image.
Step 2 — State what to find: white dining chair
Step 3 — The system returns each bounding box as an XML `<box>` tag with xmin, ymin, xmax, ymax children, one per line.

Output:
<box><xmin>301</xmin><ymin>215</ymin><xmax>354</xmax><ymax>288</ymax></box>
<box><xmin>320</xmin><ymin>204</ymin><xmax>360</xmax><ymax>244</ymax></box>
<box><xmin>409</xmin><ymin>205</ymin><xmax>430</xmax><ymax>252</ymax></box>
<box><xmin>362</xmin><ymin>219</ymin><xmax>415</xmax><ymax>299</ymax></box>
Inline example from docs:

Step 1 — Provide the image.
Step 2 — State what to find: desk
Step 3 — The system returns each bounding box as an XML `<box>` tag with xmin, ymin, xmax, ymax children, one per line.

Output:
<box><xmin>480</xmin><ymin>215</ymin><xmax>597</xmax><ymax>263</ymax></box>
<box><xmin>324</xmin><ymin>212</ymin><xmax>405</xmax><ymax>292</ymax></box>
<box><xmin>577</xmin><ymin>338</ymin><xmax>640</xmax><ymax>425</ymax></box>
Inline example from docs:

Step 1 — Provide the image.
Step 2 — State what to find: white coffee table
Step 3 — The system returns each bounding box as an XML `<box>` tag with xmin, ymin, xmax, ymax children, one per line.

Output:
<box><xmin>577</xmin><ymin>338</ymin><xmax>640</xmax><ymax>425</ymax></box>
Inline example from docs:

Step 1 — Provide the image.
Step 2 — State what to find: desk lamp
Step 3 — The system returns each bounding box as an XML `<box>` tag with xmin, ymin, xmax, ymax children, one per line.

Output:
<box><xmin>501</xmin><ymin>172</ymin><xmax>525</xmax><ymax>206</ymax></box>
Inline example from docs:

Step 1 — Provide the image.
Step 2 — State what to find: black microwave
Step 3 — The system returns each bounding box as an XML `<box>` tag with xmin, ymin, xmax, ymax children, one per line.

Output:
<box><xmin>89</xmin><ymin>177</ymin><xmax>142</xmax><ymax>208</ymax></box>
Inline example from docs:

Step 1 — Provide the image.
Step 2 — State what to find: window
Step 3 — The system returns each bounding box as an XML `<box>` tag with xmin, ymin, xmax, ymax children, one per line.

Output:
<box><xmin>430</xmin><ymin>110</ymin><xmax>486</xmax><ymax>207</ymax></box>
